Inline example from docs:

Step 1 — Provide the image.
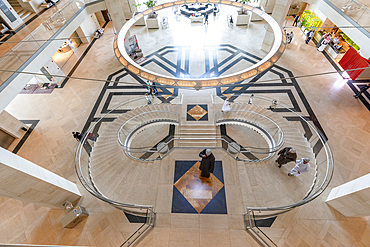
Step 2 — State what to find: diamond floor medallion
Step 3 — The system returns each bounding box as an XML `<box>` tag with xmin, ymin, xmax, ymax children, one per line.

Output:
<box><xmin>172</xmin><ymin>161</ymin><xmax>227</xmax><ymax>214</ymax></box>
<box><xmin>187</xmin><ymin>104</ymin><xmax>208</xmax><ymax>121</ymax></box>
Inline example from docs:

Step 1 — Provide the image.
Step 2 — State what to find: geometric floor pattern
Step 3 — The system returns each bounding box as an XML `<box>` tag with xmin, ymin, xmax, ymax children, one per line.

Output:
<box><xmin>187</xmin><ymin>104</ymin><xmax>208</xmax><ymax>121</ymax></box>
<box><xmin>172</xmin><ymin>161</ymin><xmax>227</xmax><ymax>214</ymax></box>
<box><xmin>82</xmin><ymin>44</ymin><xmax>328</xmax><ymax>156</ymax></box>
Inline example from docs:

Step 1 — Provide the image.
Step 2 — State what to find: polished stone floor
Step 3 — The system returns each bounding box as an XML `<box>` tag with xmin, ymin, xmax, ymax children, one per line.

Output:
<box><xmin>1</xmin><ymin>9</ymin><xmax>370</xmax><ymax>247</ymax></box>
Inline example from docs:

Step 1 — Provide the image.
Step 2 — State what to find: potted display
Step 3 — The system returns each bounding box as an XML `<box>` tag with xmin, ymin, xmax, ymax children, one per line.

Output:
<box><xmin>144</xmin><ymin>0</ymin><xmax>159</xmax><ymax>29</ymax></box>
<box><xmin>236</xmin><ymin>0</ymin><xmax>251</xmax><ymax>26</ymax></box>
<box><xmin>133</xmin><ymin>3</ymin><xmax>145</xmax><ymax>26</ymax></box>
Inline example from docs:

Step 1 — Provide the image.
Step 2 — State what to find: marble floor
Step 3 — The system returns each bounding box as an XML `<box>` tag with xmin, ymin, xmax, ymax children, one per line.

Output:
<box><xmin>1</xmin><ymin>8</ymin><xmax>370</xmax><ymax>247</ymax></box>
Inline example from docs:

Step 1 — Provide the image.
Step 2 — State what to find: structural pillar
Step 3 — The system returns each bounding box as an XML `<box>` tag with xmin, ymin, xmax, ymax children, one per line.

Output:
<box><xmin>104</xmin><ymin>0</ymin><xmax>129</xmax><ymax>32</ymax></box>
<box><xmin>261</xmin><ymin>0</ymin><xmax>293</xmax><ymax>52</ymax></box>
<box><xmin>325</xmin><ymin>173</ymin><xmax>370</xmax><ymax>217</ymax></box>
<box><xmin>75</xmin><ymin>14</ymin><xmax>100</xmax><ymax>43</ymax></box>
<box><xmin>0</xmin><ymin>110</ymin><xmax>27</xmax><ymax>149</ymax></box>
<box><xmin>0</xmin><ymin>147</ymin><xmax>82</xmax><ymax>208</ymax></box>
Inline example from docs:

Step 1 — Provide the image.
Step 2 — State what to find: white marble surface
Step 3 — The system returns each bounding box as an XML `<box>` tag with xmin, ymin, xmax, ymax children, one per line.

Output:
<box><xmin>0</xmin><ymin>12</ymin><xmax>369</xmax><ymax>247</ymax></box>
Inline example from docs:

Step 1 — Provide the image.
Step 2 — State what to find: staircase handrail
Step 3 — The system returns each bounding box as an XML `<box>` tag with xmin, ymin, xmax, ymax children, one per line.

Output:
<box><xmin>229</xmin><ymin>94</ymin><xmax>334</xmax><ymax>246</ymax></box>
<box><xmin>75</xmin><ymin>96</ymin><xmax>156</xmax><ymax>210</ymax></box>
<box><xmin>117</xmin><ymin>109</ymin><xmax>180</xmax><ymax>148</ymax></box>
<box><xmin>215</xmin><ymin>109</ymin><xmax>285</xmax><ymax>152</ymax></box>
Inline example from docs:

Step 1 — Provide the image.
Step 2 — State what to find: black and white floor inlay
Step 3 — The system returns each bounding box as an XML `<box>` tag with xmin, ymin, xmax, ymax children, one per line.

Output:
<box><xmin>83</xmin><ymin>44</ymin><xmax>328</xmax><ymax>156</ymax></box>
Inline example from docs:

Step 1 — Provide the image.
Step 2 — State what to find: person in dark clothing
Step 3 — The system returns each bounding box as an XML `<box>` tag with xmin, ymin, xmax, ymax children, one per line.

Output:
<box><xmin>305</xmin><ymin>30</ymin><xmax>314</xmax><ymax>44</ymax></box>
<box><xmin>204</xmin><ymin>13</ymin><xmax>209</xmax><ymax>25</ymax></box>
<box><xmin>152</xmin><ymin>81</ymin><xmax>158</xmax><ymax>95</ymax></box>
<box><xmin>293</xmin><ymin>15</ymin><xmax>300</xmax><ymax>27</ymax></box>
<box><xmin>276</xmin><ymin>147</ymin><xmax>297</xmax><ymax>168</ymax></box>
<box><xmin>45</xmin><ymin>0</ymin><xmax>55</xmax><ymax>7</ymax></box>
<box><xmin>72</xmin><ymin>132</ymin><xmax>83</xmax><ymax>142</ymax></box>
<box><xmin>199</xmin><ymin>149</ymin><xmax>215</xmax><ymax>178</ymax></box>
<box><xmin>354</xmin><ymin>83</ymin><xmax>370</xmax><ymax>98</ymax></box>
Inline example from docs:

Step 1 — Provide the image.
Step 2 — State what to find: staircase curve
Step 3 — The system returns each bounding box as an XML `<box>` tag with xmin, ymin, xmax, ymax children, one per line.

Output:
<box><xmin>75</xmin><ymin>95</ymin><xmax>333</xmax><ymax>246</ymax></box>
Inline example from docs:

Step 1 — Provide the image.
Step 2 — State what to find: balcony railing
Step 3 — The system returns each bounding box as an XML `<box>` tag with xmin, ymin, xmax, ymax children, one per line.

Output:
<box><xmin>325</xmin><ymin>0</ymin><xmax>370</xmax><ymax>33</ymax></box>
<box><xmin>0</xmin><ymin>0</ymin><xmax>103</xmax><ymax>89</ymax></box>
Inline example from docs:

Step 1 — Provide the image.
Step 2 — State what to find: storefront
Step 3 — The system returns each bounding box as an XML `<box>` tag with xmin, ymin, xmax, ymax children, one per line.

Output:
<box><xmin>297</xmin><ymin>8</ymin><xmax>361</xmax><ymax>63</ymax></box>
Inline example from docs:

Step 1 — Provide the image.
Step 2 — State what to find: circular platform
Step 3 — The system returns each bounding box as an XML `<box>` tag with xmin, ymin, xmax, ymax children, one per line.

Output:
<box><xmin>114</xmin><ymin>0</ymin><xmax>287</xmax><ymax>88</ymax></box>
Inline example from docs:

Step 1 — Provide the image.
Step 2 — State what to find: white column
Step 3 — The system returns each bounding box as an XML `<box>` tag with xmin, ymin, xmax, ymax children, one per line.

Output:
<box><xmin>325</xmin><ymin>173</ymin><xmax>370</xmax><ymax>217</ymax></box>
<box><xmin>261</xmin><ymin>0</ymin><xmax>293</xmax><ymax>52</ymax></box>
<box><xmin>0</xmin><ymin>110</ymin><xmax>27</xmax><ymax>139</ymax></box>
<box><xmin>104</xmin><ymin>0</ymin><xmax>128</xmax><ymax>32</ymax></box>
<box><xmin>75</xmin><ymin>14</ymin><xmax>100</xmax><ymax>43</ymax></box>
<box><xmin>0</xmin><ymin>147</ymin><xmax>82</xmax><ymax>208</ymax></box>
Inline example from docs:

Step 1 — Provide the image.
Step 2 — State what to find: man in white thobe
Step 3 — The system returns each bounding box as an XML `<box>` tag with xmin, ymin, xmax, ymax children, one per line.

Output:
<box><xmin>221</xmin><ymin>98</ymin><xmax>231</xmax><ymax>113</ymax></box>
<box><xmin>288</xmin><ymin>158</ymin><xmax>310</xmax><ymax>177</ymax></box>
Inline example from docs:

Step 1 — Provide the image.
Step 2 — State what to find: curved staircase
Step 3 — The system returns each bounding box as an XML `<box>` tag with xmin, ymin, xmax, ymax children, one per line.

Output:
<box><xmin>88</xmin><ymin>101</ymin><xmax>318</xmax><ymax>208</ymax></box>
<box><xmin>215</xmin><ymin>103</ymin><xmax>318</xmax><ymax>207</ymax></box>
<box><xmin>76</xmin><ymin>96</ymin><xmax>333</xmax><ymax>246</ymax></box>
<box><xmin>89</xmin><ymin>103</ymin><xmax>179</xmax><ymax>205</ymax></box>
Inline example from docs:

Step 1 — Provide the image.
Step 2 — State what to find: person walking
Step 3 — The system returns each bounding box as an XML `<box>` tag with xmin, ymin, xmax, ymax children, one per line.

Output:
<box><xmin>72</xmin><ymin>132</ymin><xmax>83</xmax><ymax>142</ymax></box>
<box><xmin>204</xmin><ymin>13</ymin><xmax>209</xmax><ymax>25</ymax></box>
<box><xmin>287</xmin><ymin>31</ymin><xmax>294</xmax><ymax>44</ymax></box>
<box><xmin>213</xmin><ymin>6</ymin><xmax>218</xmax><ymax>17</ymax></box>
<box><xmin>293</xmin><ymin>15</ymin><xmax>300</xmax><ymax>27</ymax></box>
<box><xmin>199</xmin><ymin>149</ymin><xmax>215</xmax><ymax>179</ymax></box>
<box><xmin>152</xmin><ymin>81</ymin><xmax>158</xmax><ymax>95</ymax></box>
<box><xmin>354</xmin><ymin>83</ymin><xmax>370</xmax><ymax>98</ymax></box>
<box><xmin>146</xmin><ymin>80</ymin><xmax>153</xmax><ymax>97</ymax></box>
<box><xmin>145</xmin><ymin>93</ymin><xmax>152</xmax><ymax>105</ymax></box>
<box><xmin>305</xmin><ymin>30</ymin><xmax>314</xmax><ymax>44</ymax></box>
<box><xmin>221</xmin><ymin>98</ymin><xmax>231</xmax><ymax>112</ymax></box>
<box><xmin>288</xmin><ymin>158</ymin><xmax>310</xmax><ymax>177</ymax></box>
<box><xmin>276</xmin><ymin>147</ymin><xmax>297</xmax><ymax>168</ymax></box>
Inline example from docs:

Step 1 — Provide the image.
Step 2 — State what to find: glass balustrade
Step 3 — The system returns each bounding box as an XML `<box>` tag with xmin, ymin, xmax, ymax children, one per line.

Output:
<box><xmin>238</xmin><ymin>95</ymin><xmax>333</xmax><ymax>246</ymax></box>
<box><xmin>0</xmin><ymin>0</ymin><xmax>94</xmax><ymax>87</ymax></box>
<box><xmin>327</xmin><ymin>0</ymin><xmax>370</xmax><ymax>32</ymax></box>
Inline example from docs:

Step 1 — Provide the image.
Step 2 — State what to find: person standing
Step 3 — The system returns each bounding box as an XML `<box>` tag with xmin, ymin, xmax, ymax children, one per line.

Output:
<box><xmin>305</xmin><ymin>30</ymin><xmax>314</xmax><ymax>44</ymax></box>
<box><xmin>316</xmin><ymin>32</ymin><xmax>327</xmax><ymax>48</ymax></box>
<box><xmin>288</xmin><ymin>158</ymin><xmax>310</xmax><ymax>177</ymax></box>
<box><xmin>293</xmin><ymin>15</ymin><xmax>300</xmax><ymax>27</ymax></box>
<box><xmin>354</xmin><ymin>83</ymin><xmax>370</xmax><ymax>98</ymax></box>
<box><xmin>317</xmin><ymin>36</ymin><xmax>330</xmax><ymax>52</ymax></box>
<box><xmin>199</xmin><ymin>149</ymin><xmax>215</xmax><ymax>178</ymax></box>
<box><xmin>287</xmin><ymin>31</ymin><xmax>294</xmax><ymax>44</ymax></box>
<box><xmin>276</xmin><ymin>147</ymin><xmax>297</xmax><ymax>168</ymax></box>
<box><xmin>204</xmin><ymin>13</ymin><xmax>209</xmax><ymax>25</ymax></box>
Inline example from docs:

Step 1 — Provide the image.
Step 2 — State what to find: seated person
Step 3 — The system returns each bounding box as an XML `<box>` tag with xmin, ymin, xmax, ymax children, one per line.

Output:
<box><xmin>332</xmin><ymin>36</ymin><xmax>340</xmax><ymax>45</ymax></box>
<box><xmin>334</xmin><ymin>44</ymin><xmax>342</xmax><ymax>51</ymax></box>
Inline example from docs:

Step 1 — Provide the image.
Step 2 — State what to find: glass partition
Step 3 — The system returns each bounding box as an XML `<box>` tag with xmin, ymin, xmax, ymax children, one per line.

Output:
<box><xmin>0</xmin><ymin>0</ymin><xmax>93</xmax><ymax>87</ymax></box>
<box><xmin>328</xmin><ymin>0</ymin><xmax>370</xmax><ymax>32</ymax></box>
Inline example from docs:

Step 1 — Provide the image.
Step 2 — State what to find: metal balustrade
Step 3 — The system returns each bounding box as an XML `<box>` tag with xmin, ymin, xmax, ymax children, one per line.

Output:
<box><xmin>236</xmin><ymin>95</ymin><xmax>334</xmax><ymax>247</ymax></box>
<box><xmin>76</xmin><ymin>94</ymin><xmax>333</xmax><ymax>246</ymax></box>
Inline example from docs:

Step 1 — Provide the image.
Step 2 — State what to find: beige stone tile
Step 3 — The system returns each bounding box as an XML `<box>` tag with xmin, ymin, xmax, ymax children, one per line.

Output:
<box><xmin>229</xmin><ymin>229</ymin><xmax>260</xmax><ymax>247</ymax></box>
<box><xmin>169</xmin><ymin>228</ymin><xmax>200</xmax><ymax>247</ymax></box>
<box><xmin>200</xmin><ymin>229</ymin><xmax>231</xmax><ymax>247</ymax></box>
<box><xmin>170</xmin><ymin>213</ymin><xmax>200</xmax><ymax>229</ymax></box>
<box><xmin>228</xmin><ymin>214</ymin><xmax>245</xmax><ymax>230</ymax></box>
<box><xmin>199</xmin><ymin>214</ymin><xmax>229</xmax><ymax>230</ymax></box>
<box><xmin>155</xmin><ymin>213</ymin><xmax>171</xmax><ymax>228</ymax></box>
